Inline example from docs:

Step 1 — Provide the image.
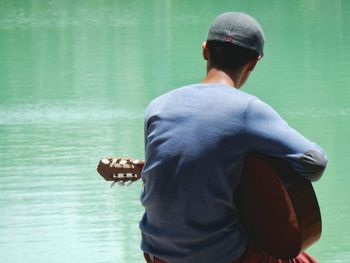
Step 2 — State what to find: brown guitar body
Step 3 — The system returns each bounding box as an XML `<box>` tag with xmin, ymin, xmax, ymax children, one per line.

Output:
<box><xmin>236</xmin><ymin>153</ymin><xmax>322</xmax><ymax>259</ymax></box>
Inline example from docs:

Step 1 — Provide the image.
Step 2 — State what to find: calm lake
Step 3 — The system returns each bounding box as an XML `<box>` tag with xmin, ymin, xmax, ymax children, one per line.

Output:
<box><xmin>0</xmin><ymin>1</ymin><xmax>349</xmax><ymax>262</ymax></box>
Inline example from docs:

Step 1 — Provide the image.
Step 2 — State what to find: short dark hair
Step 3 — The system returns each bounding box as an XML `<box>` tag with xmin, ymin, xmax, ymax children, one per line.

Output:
<box><xmin>207</xmin><ymin>41</ymin><xmax>259</xmax><ymax>70</ymax></box>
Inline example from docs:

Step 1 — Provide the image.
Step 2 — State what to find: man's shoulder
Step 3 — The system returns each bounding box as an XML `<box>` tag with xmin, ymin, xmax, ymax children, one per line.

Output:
<box><xmin>151</xmin><ymin>83</ymin><xmax>258</xmax><ymax>101</ymax></box>
<box><xmin>145</xmin><ymin>85</ymin><xmax>191</xmax><ymax>110</ymax></box>
<box><xmin>145</xmin><ymin>83</ymin><xmax>265</xmax><ymax>117</ymax></box>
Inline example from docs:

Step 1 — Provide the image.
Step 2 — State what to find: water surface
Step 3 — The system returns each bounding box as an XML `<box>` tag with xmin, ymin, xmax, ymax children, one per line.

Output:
<box><xmin>1</xmin><ymin>1</ymin><xmax>349</xmax><ymax>262</ymax></box>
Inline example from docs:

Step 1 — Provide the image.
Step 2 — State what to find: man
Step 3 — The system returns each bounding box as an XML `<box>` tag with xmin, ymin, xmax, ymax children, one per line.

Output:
<box><xmin>140</xmin><ymin>12</ymin><xmax>327</xmax><ymax>263</ymax></box>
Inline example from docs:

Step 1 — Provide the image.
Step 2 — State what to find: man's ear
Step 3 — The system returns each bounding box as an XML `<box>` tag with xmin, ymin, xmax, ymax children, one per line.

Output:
<box><xmin>202</xmin><ymin>41</ymin><xmax>209</xmax><ymax>61</ymax></box>
<box><xmin>247</xmin><ymin>57</ymin><xmax>259</xmax><ymax>71</ymax></box>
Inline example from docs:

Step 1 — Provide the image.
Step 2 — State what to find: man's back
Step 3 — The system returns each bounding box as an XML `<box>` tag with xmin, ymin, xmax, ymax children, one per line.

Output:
<box><xmin>141</xmin><ymin>83</ymin><xmax>263</xmax><ymax>263</ymax></box>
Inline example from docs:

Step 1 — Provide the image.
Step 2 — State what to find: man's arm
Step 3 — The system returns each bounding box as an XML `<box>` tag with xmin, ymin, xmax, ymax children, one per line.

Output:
<box><xmin>244</xmin><ymin>98</ymin><xmax>327</xmax><ymax>181</ymax></box>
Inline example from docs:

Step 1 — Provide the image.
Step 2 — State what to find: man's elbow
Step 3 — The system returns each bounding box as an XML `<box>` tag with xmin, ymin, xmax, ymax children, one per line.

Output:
<box><xmin>300</xmin><ymin>150</ymin><xmax>328</xmax><ymax>182</ymax></box>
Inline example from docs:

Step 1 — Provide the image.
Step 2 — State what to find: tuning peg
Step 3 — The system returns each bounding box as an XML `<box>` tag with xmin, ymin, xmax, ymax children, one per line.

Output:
<box><xmin>101</xmin><ymin>158</ymin><xmax>110</xmax><ymax>165</ymax></box>
<box><xmin>110</xmin><ymin>158</ymin><xmax>118</xmax><ymax>167</ymax></box>
<box><xmin>119</xmin><ymin>159</ymin><xmax>127</xmax><ymax>165</ymax></box>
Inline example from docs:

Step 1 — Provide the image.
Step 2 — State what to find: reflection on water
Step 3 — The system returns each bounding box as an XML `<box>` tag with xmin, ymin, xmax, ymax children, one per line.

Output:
<box><xmin>1</xmin><ymin>1</ymin><xmax>349</xmax><ymax>262</ymax></box>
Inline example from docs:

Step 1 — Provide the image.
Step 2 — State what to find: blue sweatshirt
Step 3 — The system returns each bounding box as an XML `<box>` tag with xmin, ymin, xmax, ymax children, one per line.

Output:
<box><xmin>140</xmin><ymin>83</ymin><xmax>327</xmax><ymax>263</ymax></box>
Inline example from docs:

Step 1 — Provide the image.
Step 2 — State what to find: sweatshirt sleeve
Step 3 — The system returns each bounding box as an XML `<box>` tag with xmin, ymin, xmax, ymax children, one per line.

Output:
<box><xmin>244</xmin><ymin>98</ymin><xmax>327</xmax><ymax>181</ymax></box>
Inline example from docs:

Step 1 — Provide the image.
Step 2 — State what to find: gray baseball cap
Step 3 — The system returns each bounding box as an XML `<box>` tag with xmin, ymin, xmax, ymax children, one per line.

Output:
<box><xmin>207</xmin><ymin>12</ymin><xmax>265</xmax><ymax>57</ymax></box>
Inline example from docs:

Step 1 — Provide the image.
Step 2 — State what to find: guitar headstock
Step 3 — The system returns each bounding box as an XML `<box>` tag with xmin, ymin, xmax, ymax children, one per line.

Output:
<box><xmin>97</xmin><ymin>157</ymin><xmax>144</xmax><ymax>186</ymax></box>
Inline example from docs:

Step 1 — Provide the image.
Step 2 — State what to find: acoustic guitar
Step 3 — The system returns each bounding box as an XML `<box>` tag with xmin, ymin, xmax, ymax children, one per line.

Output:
<box><xmin>235</xmin><ymin>152</ymin><xmax>321</xmax><ymax>259</ymax></box>
<box><xmin>97</xmin><ymin>153</ymin><xmax>321</xmax><ymax>259</ymax></box>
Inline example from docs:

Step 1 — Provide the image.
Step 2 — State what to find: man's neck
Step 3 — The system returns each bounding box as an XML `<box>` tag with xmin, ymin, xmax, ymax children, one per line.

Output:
<box><xmin>201</xmin><ymin>68</ymin><xmax>239</xmax><ymax>89</ymax></box>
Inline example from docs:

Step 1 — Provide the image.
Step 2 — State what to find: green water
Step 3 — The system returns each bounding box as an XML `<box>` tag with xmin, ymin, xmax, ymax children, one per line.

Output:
<box><xmin>0</xmin><ymin>1</ymin><xmax>349</xmax><ymax>262</ymax></box>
